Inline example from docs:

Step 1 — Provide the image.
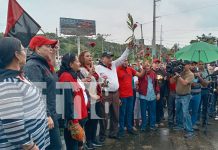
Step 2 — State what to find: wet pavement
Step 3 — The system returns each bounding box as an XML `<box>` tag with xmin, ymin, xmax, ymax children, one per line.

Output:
<box><xmin>98</xmin><ymin>119</ymin><xmax>218</xmax><ymax>150</ymax></box>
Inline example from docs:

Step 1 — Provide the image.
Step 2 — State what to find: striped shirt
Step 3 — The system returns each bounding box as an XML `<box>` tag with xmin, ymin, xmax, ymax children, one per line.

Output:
<box><xmin>0</xmin><ymin>76</ymin><xmax>50</xmax><ymax>150</ymax></box>
<box><xmin>191</xmin><ymin>78</ymin><xmax>201</xmax><ymax>94</ymax></box>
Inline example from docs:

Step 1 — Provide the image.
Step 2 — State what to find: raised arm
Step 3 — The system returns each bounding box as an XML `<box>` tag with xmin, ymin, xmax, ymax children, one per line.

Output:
<box><xmin>113</xmin><ymin>42</ymin><xmax>134</xmax><ymax>67</ymax></box>
<box><xmin>113</xmin><ymin>48</ymin><xmax>130</xmax><ymax>67</ymax></box>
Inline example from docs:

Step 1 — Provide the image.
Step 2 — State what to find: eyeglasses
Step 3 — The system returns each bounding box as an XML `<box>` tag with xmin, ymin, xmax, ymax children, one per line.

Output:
<box><xmin>44</xmin><ymin>45</ymin><xmax>52</xmax><ymax>48</ymax></box>
<box><xmin>54</xmin><ymin>46</ymin><xmax>59</xmax><ymax>49</ymax></box>
<box><xmin>199</xmin><ymin>64</ymin><xmax>203</xmax><ymax>65</ymax></box>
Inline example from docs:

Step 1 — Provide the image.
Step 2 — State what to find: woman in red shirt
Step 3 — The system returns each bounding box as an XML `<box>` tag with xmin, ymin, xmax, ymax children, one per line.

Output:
<box><xmin>58</xmin><ymin>53</ymin><xmax>88</xmax><ymax>150</ymax></box>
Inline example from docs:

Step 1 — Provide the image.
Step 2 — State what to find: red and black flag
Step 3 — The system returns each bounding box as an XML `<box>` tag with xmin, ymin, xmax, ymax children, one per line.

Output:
<box><xmin>4</xmin><ymin>0</ymin><xmax>41</xmax><ymax>47</ymax></box>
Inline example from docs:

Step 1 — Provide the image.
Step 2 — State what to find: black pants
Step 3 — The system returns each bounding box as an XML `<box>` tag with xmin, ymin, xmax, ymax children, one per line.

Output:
<box><xmin>64</xmin><ymin>119</ymin><xmax>87</xmax><ymax>150</ymax></box>
<box><xmin>45</xmin><ymin>116</ymin><xmax>62</xmax><ymax>150</ymax></box>
<box><xmin>64</xmin><ymin>128</ymin><xmax>79</xmax><ymax>150</ymax></box>
<box><xmin>85</xmin><ymin>102</ymin><xmax>101</xmax><ymax>143</ymax></box>
<box><xmin>85</xmin><ymin>118</ymin><xmax>98</xmax><ymax>143</ymax></box>
<box><xmin>167</xmin><ymin>92</ymin><xmax>176</xmax><ymax>126</ymax></box>
<box><xmin>156</xmin><ymin>91</ymin><xmax>164</xmax><ymax>124</ymax></box>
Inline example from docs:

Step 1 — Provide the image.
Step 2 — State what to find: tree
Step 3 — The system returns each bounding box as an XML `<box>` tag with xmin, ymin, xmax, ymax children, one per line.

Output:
<box><xmin>190</xmin><ymin>33</ymin><xmax>217</xmax><ymax>45</ymax></box>
<box><xmin>36</xmin><ymin>32</ymin><xmax>126</xmax><ymax>59</ymax></box>
<box><xmin>0</xmin><ymin>33</ymin><xmax>3</xmax><ymax>38</ymax></box>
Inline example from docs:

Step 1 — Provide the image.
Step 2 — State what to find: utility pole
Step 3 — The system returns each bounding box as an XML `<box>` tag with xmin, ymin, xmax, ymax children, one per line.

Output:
<box><xmin>152</xmin><ymin>0</ymin><xmax>161</xmax><ymax>58</ymax></box>
<box><xmin>98</xmin><ymin>34</ymin><xmax>111</xmax><ymax>53</ymax></box>
<box><xmin>140</xmin><ymin>24</ymin><xmax>143</xmax><ymax>40</ymax></box>
<box><xmin>136</xmin><ymin>22</ymin><xmax>144</xmax><ymax>58</ymax></box>
<box><xmin>160</xmin><ymin>24</ymin><xmax>163</xmax><ymax>61</ymax></box>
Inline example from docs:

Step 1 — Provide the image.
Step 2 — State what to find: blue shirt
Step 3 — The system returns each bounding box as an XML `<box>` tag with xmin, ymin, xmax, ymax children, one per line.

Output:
<box><xmin>139</xmin><ymin>77</ymin><xmax>156</xmax><ymax>101</ymax></box>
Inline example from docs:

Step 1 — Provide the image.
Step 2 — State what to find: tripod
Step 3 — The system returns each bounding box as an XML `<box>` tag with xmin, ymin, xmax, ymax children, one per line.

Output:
<box><xmin>202</xmin><ymin>80</ymin><xmax>217</xmax><ymax>135</ymax></box>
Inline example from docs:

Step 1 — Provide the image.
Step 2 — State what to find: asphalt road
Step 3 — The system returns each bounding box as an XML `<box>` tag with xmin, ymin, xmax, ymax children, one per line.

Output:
<box><xmin>98</xmin><ymin>119</ymin><xmax>218</xmax><ymax>150</ymax></box>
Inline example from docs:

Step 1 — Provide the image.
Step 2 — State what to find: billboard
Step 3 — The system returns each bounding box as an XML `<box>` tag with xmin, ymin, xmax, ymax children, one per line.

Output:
<box><xmin>60</xmin><ymin>17</ymin><xmax>96</xmax><ymax>36</ymax></box>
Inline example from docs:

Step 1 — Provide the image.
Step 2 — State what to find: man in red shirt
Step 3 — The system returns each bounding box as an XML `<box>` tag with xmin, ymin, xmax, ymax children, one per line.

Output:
<box><xmin>117</xmin><ymin>59</ymin><xmax>145</xmax><ymax>136</ymax></box>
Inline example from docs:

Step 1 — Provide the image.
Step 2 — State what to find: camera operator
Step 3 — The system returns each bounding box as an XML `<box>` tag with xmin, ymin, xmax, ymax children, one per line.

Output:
<box><xmin>172</xmin><ymin>60</ymin><xmax>195</xmax><ymax>138</ymax></box>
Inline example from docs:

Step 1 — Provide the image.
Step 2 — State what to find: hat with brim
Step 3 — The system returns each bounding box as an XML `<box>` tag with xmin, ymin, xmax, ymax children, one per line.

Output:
<box><xmin>153</xmin><ymin>58</ymin><xmax>161</xmax><ymax>63</ymax></box>
<box><xmin>183</xmin><ymin>60</ymin><xmax>191</xmax><ymax>65</ymax></box>
<box><xmin>101</xmin><ymin>51</ymin><xmax>114</xmax><ymax>58</ymax></box>
<box><xmin>29</xmin><ymin>35</ymin><xmax>58</xmax><ymax>51</ymax></box>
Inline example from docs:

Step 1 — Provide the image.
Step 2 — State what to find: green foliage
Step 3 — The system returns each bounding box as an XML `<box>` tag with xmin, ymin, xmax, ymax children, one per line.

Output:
<box><xmin>0</xmin><ymin>33</ymin><xmax>3</xmax><ymax>38</ymax></box>
<box><xmin>191</xmin><ymin>33</ymin><xmax>217</xmax><ymax>44</ymax></box>
<box><xmin>41</xmin><ymin>32</ymin><xmax>125</xmax><ymax>59</ymax></box>
<box><xmin>126</xmin><ymin>13</ymin><xmax>137</xmax><ymax>42</ymax></box>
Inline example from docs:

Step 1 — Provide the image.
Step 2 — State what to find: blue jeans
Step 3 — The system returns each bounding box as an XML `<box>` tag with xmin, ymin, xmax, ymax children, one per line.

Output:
<box><xmin>189</xmin><ymin>93</ymin><xmax>201</xmax><ymax>126</ymax></box>
<box><xmin>176</xmin><ymin>95</ymin><xmax>193</xmax><ymax>133</ymax></box>
<box><xmin>140</xmin><ymin>99</ymin><xmax>156</xmax><ymax>129</ymax></box>
<box><xmin>119</xmin><ymin>96</ymin><xmax>134</xmax><ymax>133</ymax></box>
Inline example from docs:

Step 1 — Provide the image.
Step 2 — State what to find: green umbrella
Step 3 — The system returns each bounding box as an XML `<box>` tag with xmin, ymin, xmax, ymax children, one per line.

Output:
<box><xmin>175</xmin><ymin>41</ymin><xmax>218</xmax><ymax>63</ymax></box>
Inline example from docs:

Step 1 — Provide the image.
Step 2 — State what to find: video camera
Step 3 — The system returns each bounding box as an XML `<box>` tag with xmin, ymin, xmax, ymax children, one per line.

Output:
<box><xmin>206</xmin><ymin>70</ymin><xmax>218</xmax><ymax>83</ymax></box>
<box><xmin>166</xmin><ymin>60</ymin><xmax>184</xmax><ymax>76</ymax></box>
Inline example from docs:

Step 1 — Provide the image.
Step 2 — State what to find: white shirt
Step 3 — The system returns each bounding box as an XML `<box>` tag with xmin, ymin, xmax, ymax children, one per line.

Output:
<box><xmin>95</xmin><ymin>48</ymin><xmax>130</xmax><ymax>92</ymax></box>
<box><xmin>77</xmin><ymin>78</ymin><xmax>89</xmax><ymax>105</ymax></box>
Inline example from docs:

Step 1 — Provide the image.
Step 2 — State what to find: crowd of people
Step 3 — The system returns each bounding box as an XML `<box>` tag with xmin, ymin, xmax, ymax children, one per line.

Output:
<box><xmin>0</xmin><ymin>36</ymin><xmax>217</xmax><ymax>150</ymax></box>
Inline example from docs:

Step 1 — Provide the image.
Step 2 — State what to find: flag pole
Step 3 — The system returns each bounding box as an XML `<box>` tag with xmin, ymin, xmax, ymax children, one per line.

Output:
<box><xmin>40</xmin><ymin>28</ymin><xmax>46</xmax><ymax>35</ymax></box>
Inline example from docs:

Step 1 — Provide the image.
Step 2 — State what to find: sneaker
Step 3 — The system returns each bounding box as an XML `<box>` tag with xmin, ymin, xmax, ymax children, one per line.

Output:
<box><xmin>168</xmin><ymin>124</ymin><xmax>174</xmax><ymax>129</ymax></box>
<box><xmin>192</xmin><ymin>125</ymin><xmax>200</xmax><ymax>131</ymax></box>
<box><xmin>158</xmin><ymin>123</ymin><xmax>164</xmax><ymax>127</ymax></box>
<box><xmin>150</xmin><ymin>127</ymin><xmax>157</xmax><ymax>131</ymax></box>
<box><xmin>184</xmin><ymin>132</ymin><xmax>194</xmax><ymax>139</ymax></box>
<box><xmin>128</xmin><ymin>130</ymin><xmax>138</xmax><ymax>135</ymax></box>
<box><xmin>173</xmin><ymin>126</ymin><xmax>183</xmax><ymax>131</ymax></box>
<box><xmin>86</xmin><ymin>142</ymin><xmax>95</xmax><ymax>150</ymax></box>
<box><xmin>99</xmin><ymin>137</ymin><xmax>105</xmax><ymax>143</ymax></box>
<box><xmin>140</xmin><ymin>128</ymin><xmax>146</xmax><ymax>132</ymax></box>
<box><xmin>214</xmin><ymin>116</ymin><xmax>218</xmax><ymax>121</ymax></box>
<box><xmin>118</xmin><ymin>132</ymin><xmax>125</xmax><ymax>138</ymax></box>
<box><xmin>92</xmin><ymin>140</ymin><xmax>103</xmax><ymax>147</ymax></box>
<box><xmin>196</xmin><ymin>121</ymin><xmax>200</xmax><ymax>125</ymax></box>
<box><xmin>133</xmin><ymin>126</ymin><xmax>138</xmax><ymax>131</ymax></box>
<box><xmin>108</xmin><ymin>135</ymin><xmax>121</xmax><ymax>140</ymax></box>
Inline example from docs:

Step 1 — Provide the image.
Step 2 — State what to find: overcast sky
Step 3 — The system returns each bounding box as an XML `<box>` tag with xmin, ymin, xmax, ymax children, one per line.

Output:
<box><xmin>1</xmin><ymin>0</ymin><xmax>218</xmax><ymax>48</ymax></box>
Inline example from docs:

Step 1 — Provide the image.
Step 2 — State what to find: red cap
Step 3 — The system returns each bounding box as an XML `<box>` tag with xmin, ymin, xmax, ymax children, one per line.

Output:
<box><xmin>153</xmin><ymin>58</ymin><xmax>161</xmax><ymax>63</ymax></box>
<box><xmin>29</xmin><ymin>36</ymin><xmax>58</xmax><ymax>50</ymax></box>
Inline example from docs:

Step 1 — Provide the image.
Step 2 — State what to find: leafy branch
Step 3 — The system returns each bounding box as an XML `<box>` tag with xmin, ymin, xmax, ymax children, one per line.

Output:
<box><xmin>125</xmin><ymin>13</ymin><xmax>137</xmax><ymax>43</ymax></box>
